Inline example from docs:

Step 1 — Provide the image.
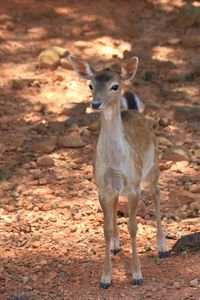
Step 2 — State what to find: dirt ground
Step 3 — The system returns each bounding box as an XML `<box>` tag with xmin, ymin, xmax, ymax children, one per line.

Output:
<box><xmin>0</xmin><ymin>0</ymin><xmax>200</xmax><ymax>299</ymax></box>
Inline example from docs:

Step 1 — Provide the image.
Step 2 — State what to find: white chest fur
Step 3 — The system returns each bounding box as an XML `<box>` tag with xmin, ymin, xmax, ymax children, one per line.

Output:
<box><xmin>95</xmin><ymin>129</ymin><xmax>136</xmax><ymax>195</ymax></box>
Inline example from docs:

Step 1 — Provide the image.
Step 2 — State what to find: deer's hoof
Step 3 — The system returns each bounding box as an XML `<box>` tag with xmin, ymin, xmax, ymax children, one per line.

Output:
<box><xmin>111</xmin><ymin>248</ymin><xmax>121</xmax><ymax>255</ymax></box>
<box><xmin>133</xmin><ymin>278</ymin><xmax>143</xmax><ymax>286</ymax></box>
<box><xmin>100</xmin><ymin>281</ymin><xmax>110</xmax><ymax>289</ymax></box>
<box><xmin>159</xmin><ymin>251</ymin><xmax>169</xmax><ymax>259</ymax></box>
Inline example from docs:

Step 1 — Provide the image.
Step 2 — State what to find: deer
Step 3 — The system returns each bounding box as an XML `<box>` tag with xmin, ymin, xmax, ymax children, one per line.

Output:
<box><xmin>68</xmin><ymin>55</ymin><xmax>168</xmax><ymax>289</ymax></box>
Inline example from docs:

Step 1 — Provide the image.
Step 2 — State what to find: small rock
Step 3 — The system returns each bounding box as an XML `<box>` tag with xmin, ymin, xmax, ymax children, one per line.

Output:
<box><xmin>38</xmin><ymin>48</ymin><xmax>60</xmax><ymax>70</ymax></box>
<box><xmin>70</xmin><ymin>225</ymin><xmax>77</xmax><ymax>233</ymax></box>
<box><xmin>159</xmin><ymin>161</ymin><xmax>174</xmax><ymax>171</ymax></box>
<box><xmin>168</xmin><ymin>38</ymin><xmax>181</xmax><ymax>45</ymax></box>
<box><xmin>23</xmin><ymin>276</ymin><xmax>29</xmax><ymax>283</ymax></box>
<box><xmin>33</xmin><ymin>123</ymin><xmax>47</xmax><ymax>134</ymax></box>
<box><xmin>120</xmin><ymin>293</ymin><xmax>126</xmax><ymax>297</ymax></box>
<box><xmin>4</xmin><ymin>205</ymin><xmax>16</xmax><ymax>212</ymax></box>
<box><xmin>171</xmin><ymin>232</ymin><xmax>200</xmax><ymax>253</ymax></box>
<box><xmin>180</xmin><ymin>217</ymin><xmax>200</xmax><ymax>226</ymax></box>
<box><xmin>189</xmin><ymin>184</ymin><xmax>200</xmax><ymax>193</ymax></box>
<box><xmin>173</xmin><ymin>281</ymin><xmax>181</xmax><ymax>289</ymax></box>
<box><xmin>49</xmin><ymin>46</ymin><xmax>69</xmax><ymax>58</ymax></box>
<box><xmin>189</xmin><ymin>278</ymin><xmax>198</xmax><ymax>287</ymax></box>
<box><xmin>37</xmin><ymin>155</ymin><xmax>54</xmax><ymax>167</ymax></box>
<box><xmin>157</xmin><ymin>136</ymin><xmax>173</xmax><ymax>147</ymax></box>
<box><xmin>189</xmin><ymin>201</ymin><xmax>200</xmax><ymax>211</ymax></box>
<box><xmin>161</xmin><ymin>146</ymin><xmax>191</xmax><ymax>162</ymax></box>
<box><xmin>6</xmin><ymin>21</ymin><xmax>15</xmax><ymax>31</ymax></box>
<box><xmin>27</xmin><ymin>27</ymin><xmax>48</xmax><ymax>39</ymax></box>
<box><xmin>32</xmin><ymin>137</ymin><xmax>57</xmax><ymax>153</ymax></box>
<box><xmin>170</xmin><ymin>161</ymin><xmax>188</xmax><ymax>173</ymax></box>
<box><xmin>31</xmin><ymin>169</ymin><xmax>43</xmax><ymax>179</ymax></box>
<box><xmin>67</xmin><ymin>123</ymin><xmax>81</xmax><ymax>134</ymax></box>
<box><xmin>58</xmin><ymin>132</ymin><xmax>85</xmax><ymax>148</ymax></box>
<box><xmin>39</xmin><ymin>178</ymin><xmax>48</xmax><ymax>185</ymax></box>
<box><xmin>194</xmin><ymin>149</ymin><xmax>200</xmax><ymax>159</ymax></box>
<box><xmin>42</xmin><ymin>203</ymin><xmax>52</xmax><ymax>211</ymax></box>
<box><xmin>158</xmin><ymin>118</ymin><xmax>170</xmax><ymax>128</ymax></box>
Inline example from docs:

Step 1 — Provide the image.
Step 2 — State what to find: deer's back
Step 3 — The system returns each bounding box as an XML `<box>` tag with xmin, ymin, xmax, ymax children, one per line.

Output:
<box><xmin>122</xmin><ymin>110</ymin><xmax>157</xmax><ymax>153</ymax></box>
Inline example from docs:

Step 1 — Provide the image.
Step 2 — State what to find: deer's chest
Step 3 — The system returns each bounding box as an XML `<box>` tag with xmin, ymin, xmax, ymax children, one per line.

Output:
<box><xmin>94</xmin><ymin>136</ymin><xmax>135</xmax><ymax>195</ymax></box>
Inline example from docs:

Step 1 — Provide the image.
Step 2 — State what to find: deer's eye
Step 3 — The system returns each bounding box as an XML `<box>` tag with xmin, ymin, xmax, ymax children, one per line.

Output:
<box><xmin>111</xmin><ymin>84</ymin><xmax>119</xmax><ymax>91</ymax></box>
<box><xmin>89</xmin><ymin>84</ymin><xmax>93</xmax><ymax>90</ymax></box>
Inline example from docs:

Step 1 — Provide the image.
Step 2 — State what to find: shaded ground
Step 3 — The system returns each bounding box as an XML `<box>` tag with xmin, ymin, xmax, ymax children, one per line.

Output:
<box><xmin>0</xmin><ymin>0</ymin><xmax>200</xmax><ymax>299</ymax></box>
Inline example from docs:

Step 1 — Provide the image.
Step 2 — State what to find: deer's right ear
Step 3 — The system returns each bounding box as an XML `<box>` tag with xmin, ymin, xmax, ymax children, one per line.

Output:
<box><xmin>68</xmin><ymin>55</ymin><xmax>95</xmax><ymax>80</ymax></box>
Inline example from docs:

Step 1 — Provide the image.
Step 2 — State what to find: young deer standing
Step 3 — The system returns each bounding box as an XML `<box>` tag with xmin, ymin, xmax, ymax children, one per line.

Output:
<box><xmin>68</xmin><ymin>55</ymin><xmax>168</xmax><ymax>289</ymax></box>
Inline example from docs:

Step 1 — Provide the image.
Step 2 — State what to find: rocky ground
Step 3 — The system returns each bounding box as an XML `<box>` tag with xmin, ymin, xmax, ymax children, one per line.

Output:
<box><xmin>0</xmin><ymin>0</ymin><xmax>200</xmax><ymax>299</ymax></box>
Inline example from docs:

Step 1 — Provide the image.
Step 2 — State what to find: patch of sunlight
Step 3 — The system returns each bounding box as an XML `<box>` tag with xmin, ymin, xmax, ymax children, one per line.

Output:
<box><xmin>149</xmin><ymin>0</ymin><xmax>185</xmax><ymax>12</ymax></box>
<box><xmin>152</xmin><ymin>46</ymin><xmax>183</xmax><ymax>65</ymax></box>
<box><xmin>0</xmin><ymin>41</ymin><xmax>24</xmax><ymax>54</ymax></box>
<box><xmin>75</xmin><ymin>36</ymin><xmax>131</xmax><ymax>59</ymax></box>
<box><xmin>172</xmin><ymin>85</ymin><xmax>200</xmax><ymax>98</ymax></box>
<box><xmin>54</xmin><ymin>6</ymin><xmax>74</xmax><ymax>15</ymax></box>
<box><xmin>0</xmin><ymin>63</ymin><xmax>31</xmax><ymax>86</ymax></box>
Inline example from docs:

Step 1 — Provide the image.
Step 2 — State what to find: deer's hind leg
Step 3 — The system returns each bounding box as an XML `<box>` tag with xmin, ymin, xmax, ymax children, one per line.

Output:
<box><xmin>151</xmin><ymin>183</ymin><xmax>168</xmax><ymax>258</ymax></box>
<box><xmin>128</xmin><ymin>189</ymin><xmax>143</xmax><ymax>286</ymax></box>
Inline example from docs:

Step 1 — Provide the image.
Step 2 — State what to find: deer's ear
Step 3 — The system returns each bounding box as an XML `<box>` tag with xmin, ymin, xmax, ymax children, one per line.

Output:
<box><xmin>121</xmin><ymin>57</ymin><xmax>138</xmax><ymax>81</ymax></box>
<box><xmin>68</xmin><ymin>55</ymin><xmax>95</xmax><ymax>80</ymax></box>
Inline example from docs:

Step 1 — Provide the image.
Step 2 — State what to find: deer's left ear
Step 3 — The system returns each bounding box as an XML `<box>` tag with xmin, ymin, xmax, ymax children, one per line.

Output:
<box><xmin>121</xmin><ymin>57</ymin><xmax>138</xmax><ymax>81</ymax></box>
<box><xmin>68</xmin><ymin>55</ymin><xmax>95</xmax><ymax>80</ymax></box>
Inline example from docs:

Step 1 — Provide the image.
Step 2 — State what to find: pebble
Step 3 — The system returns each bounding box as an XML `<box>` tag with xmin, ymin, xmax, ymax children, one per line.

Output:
<box><xmin>37</xmin><ymin>155</ymin><xmax>54</xmax><ymax>167</ymax></box>
<box><xmin>32</xmin><ymin>137</ymin><xmax>57</xmax><ymax>153</ymax></box>
<box><xmin>70</xmin><ymin>225</ymin><xmax>77</xmax><ymax>233</ymax></box>
<box><xmin>173</xmin><ymin>281</ymin><xmax>181</xmax><ymax>289</ymax></box>
<box><xmin>58</xmin><ymin>133</ymin><xmax>85</xmax><ymax>148</ymax></box>
<box><xmin>189</xmin><ymin>278</ymin><xmax>198</xmax><ymax>287</ymax></box>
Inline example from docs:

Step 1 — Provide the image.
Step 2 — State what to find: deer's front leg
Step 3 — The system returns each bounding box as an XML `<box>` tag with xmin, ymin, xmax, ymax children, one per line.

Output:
<box><xmin>99</xmin><ymin>193</ymin><xmax>115</xmax><ymax>289</ymax></box>
<box><xmin>128</xmin><ymin>190</ymin><xmax>143</xmax><ymax>286</ymax></box>
<box><xmin>111</xmin><ymin>196</ymin><xmax>120</xmax><ymax>255</ymax></box>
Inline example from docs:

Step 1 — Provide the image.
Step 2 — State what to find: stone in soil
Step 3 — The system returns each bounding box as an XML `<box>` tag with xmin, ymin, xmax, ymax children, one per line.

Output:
<box><xmin>38</xmin><ymin>48</ymin><xmax>60</xmax><ymax>70</ymax></box>
<box><xmin>161</xmin><ymin>145</ymin><xmax>191</xmax><ymax>162</ymax></box>
<box><xmin>157</xmin><ymin>136</ymin><xmax>173</xmax><ymax>147</ymax></box>
<box><xmin>58</xmin><ymin>132</ymin><xmax>85</xmax><ymax>148</ymax></box>
<box><xmin>171</xmin><ymin>232</ymin><xmax>200</xmax><ymax>254</ymax></box>
<box><xmin>32</xmin><ymin>137</ymin><xmax>57</xmax><ymax>153</ymax></box>
<box><xmin>37</xmin><ymin>155</ymin><xmax>54</xmax><ymax>167</ymax></box>
<box><xmin>189</xmin><ymin>278</ymin><xmax>199</xmax><ymax>288</ymax></box>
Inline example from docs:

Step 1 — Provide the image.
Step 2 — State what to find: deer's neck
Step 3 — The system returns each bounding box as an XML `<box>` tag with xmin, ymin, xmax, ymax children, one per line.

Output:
<box><xmin>101</xmin><ymin>103</ymin><xmax>123</xmax><ymax>134</ymax></box>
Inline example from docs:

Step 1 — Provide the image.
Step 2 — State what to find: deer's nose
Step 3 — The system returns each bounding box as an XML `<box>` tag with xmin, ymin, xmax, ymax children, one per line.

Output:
<box><xmin>91</xmin><ymin>100</ymin><xmax>103</xmax><ymax>109</ymax></box>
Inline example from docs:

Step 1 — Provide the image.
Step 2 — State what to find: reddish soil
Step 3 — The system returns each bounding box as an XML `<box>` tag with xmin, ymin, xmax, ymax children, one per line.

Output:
<box><xmin>0</xmin><ymin>1</ymin><xmax>199</xmax><ymax>299</ymax></box>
